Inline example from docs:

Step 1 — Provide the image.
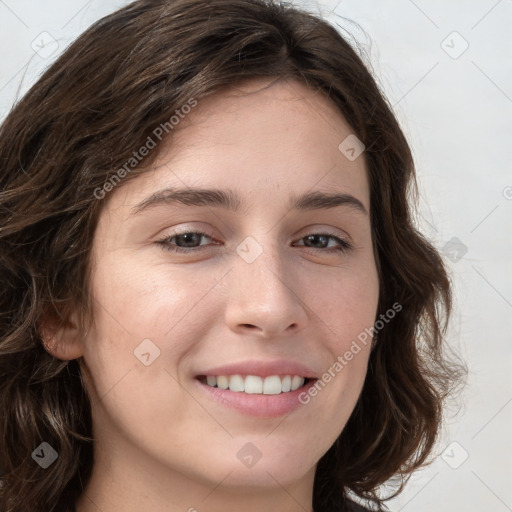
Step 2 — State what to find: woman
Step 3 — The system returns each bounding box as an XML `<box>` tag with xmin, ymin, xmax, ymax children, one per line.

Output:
<box><xmin>0</xmin><ymin>0</ymin><xmax>465</xmax><ymax>511</ymax></box>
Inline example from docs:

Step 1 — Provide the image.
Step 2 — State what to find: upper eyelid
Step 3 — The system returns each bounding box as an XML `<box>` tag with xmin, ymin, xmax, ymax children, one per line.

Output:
<box><xmin>161</xmin><ymin>227</ymin><xmax>351</xmax><ymax>241</ymax></box>
<box><xmin>162</xmin><ymin>219</ymin><xmax>353</xmax><ymax>236</ymax></box>
<box><xmin>160</xmin><ymin>229</ymin><xmax>352</xmax><ymax>248</ymax></box>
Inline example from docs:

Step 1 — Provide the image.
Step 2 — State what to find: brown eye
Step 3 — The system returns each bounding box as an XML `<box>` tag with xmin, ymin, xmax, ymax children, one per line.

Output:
<box><xmin>157</xmin><ymin>231</ymin><xmax>215</xmax><ymax>253</ymax></box>
<box><xmin>156</xmin><ymin>231</ymin><xmax>352</xmax><ymax>254</ymax></box>
<box><xmin>295</xmin><ymin>233</ymin><xmax>352</xmax><ymax>253</ymax></box>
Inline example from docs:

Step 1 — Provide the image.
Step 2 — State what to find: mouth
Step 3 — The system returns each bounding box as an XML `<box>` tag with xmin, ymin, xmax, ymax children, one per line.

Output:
<box><xmin>193</xmin><ymin>359</ymin><xmax>319</xmax><ymax>417</ymax></box>
<box><xmin>195</xmin><ymin>374</ymin><xmax>316</xmax><ymax>394</ymax></box>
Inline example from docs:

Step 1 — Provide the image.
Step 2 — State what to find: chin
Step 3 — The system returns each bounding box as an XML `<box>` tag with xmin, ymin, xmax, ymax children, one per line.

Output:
<box><xmin>221</xmin><ymin>438</ymin><xmax>319</xmax><ymax>486</ymax></box>
<box><xmin>218</xmin><ymin>458</ymin><xmax>315</xmax><ymax>488</ymax></box>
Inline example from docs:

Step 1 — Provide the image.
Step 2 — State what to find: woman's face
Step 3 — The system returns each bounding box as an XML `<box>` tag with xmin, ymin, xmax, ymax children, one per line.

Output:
<box><xmin>79</xmin><ymin>77</ymin><xmax>379</xmax><ymax>494</ymax></box>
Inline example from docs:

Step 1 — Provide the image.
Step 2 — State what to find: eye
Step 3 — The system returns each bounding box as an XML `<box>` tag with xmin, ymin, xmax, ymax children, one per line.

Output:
<box><xmin>294</xmin><ymin>232</ymin><xmax>352</xmax><ymax>253</ymax></box>
<box><xmin>156</xmin><ymin>230</ymin><xmax>216</xmax><ymax>253</ymax></box>
<box><xmin>155</xmin><ymin>230</ymin><xmax>353</xmax><ymax>254</ymax></box>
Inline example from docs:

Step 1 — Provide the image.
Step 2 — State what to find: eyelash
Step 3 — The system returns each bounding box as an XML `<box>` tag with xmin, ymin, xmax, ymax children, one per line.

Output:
<box><xmin>156</xmin><ymin>230</ymin><xmax>353</xmax><ymax>254</ymax></box>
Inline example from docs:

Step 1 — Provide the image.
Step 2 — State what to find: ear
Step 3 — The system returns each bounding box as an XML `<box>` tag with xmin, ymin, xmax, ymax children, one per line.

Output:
<box><xmin>39</xmin><ymin>309</ymin><xmax>85</xmax><ymax>360</ymax></box>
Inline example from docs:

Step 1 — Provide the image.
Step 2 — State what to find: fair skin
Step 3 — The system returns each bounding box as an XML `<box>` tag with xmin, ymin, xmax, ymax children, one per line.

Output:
<box><xmin>49</xmin><ymin>77</ymin><xmax>379</xmax><ymax>512</ymax></box>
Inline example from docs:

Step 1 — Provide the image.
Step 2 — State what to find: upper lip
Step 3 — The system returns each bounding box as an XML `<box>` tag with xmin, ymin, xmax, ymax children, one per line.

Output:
<box><xmin>195</xmin><ymin>359</ymin><xmax>318</xmax><ymax>379</ymax></box>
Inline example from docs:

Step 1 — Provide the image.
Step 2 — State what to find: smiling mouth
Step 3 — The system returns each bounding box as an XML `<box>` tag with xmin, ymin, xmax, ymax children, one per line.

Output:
<box><xmin>196</xmin><ymin>374</ymin><xmax>315</xmax><ymax>394</ymax></box>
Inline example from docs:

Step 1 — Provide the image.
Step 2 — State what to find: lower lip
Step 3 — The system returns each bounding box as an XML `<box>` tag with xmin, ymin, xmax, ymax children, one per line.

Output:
<box><xmin>194</xmin><ymin>378</ymin><xmax>317</xmax><ymax>418</ymax></box>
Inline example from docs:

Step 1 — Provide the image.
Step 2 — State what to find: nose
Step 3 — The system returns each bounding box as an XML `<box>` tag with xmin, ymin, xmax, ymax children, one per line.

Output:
<box><xmin>223</xmin><ymin>239</ymin><xmax>308</xmax><ymax>339</ymax></box>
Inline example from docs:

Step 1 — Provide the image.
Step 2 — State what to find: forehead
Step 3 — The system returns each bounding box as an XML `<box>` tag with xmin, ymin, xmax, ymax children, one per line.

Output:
<box><xmin>110</xmin><ymin>77</ymin><xmax>370</xmax><ymax>215</ymax></box>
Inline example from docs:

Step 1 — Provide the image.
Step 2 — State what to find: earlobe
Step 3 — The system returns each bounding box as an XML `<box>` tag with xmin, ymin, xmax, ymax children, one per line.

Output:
<box><xmin>39</xmin><ymin>311</ymin><xmax>85</xmax><ymax>360</ymax></box>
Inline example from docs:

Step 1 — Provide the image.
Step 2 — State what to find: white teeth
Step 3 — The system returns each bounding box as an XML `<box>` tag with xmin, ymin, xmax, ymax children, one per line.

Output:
<box><xmin>263</xmin><ymin>376</ymin><xmax>282</xmax><ymax>395</ymax></box>
<box><xmin>281</xmin><ymin>375</ymin><xmax>292</xmax><ymax>392</ymax></box>
<box><xmin>202</xmin><ymin>374</ymin><xmax>308</xmax><ymax>394</ymax></box>
<box><xmin>216</xmin><ymin>375</ymin><xmax>229</xmax><ymax>389</ymax></box>
<box><xmin>244</xmin><ymin>375</ymin><xmax>263</xmax><ymax>394</ymax></box>
<box><xmin>291</xmin><ymin>375</ymin><xmax>304</xmax><ymax>391</ymax></box>
<box><xmin>229</xmin><ymin>374</ymin><xmax>245</xmax><ymax>392</ymax></box>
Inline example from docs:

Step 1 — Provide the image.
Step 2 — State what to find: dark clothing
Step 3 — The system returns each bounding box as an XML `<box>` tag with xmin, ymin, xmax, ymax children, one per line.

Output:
<box><xmin>347</xmin><ymin>500</ymin><xmax>371</xmax><ymax>511</ymax></box>
<box><xmin>346</xmin><ymin>499</ymin><xmax>385</xmax><ymax>512</ymax></box>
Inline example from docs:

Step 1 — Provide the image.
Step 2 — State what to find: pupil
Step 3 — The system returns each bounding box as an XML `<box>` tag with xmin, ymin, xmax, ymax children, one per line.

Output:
<box><xmin>179</xmin><ymin>233</ymin><xmax>200</xmax><ymax>247</ymax></box>
<box><xmin>306</xmin><ymin>235</ymin><xmax>327</xmax><ymax>248</ymax></box>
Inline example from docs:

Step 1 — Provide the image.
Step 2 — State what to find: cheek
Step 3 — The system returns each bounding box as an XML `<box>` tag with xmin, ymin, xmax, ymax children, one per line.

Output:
<box><xmin>298</xmin><ymin>256</ymin><xmax>379</xmax><ymax>409</ymax></box>
<box><xmin>85</xmin><ymin>242</ymin><xmax>379</xmax><ymax>374</ymax></box>
<box><xmin>80</xmin><ymin>257</ymin><xmax>203</xmax><ymax>438</ymax></box>
<box><xmin>81</xmin><ymin>251</ymin><xmax>227</xmax><ymax>404</ymax></box>
<box><xmin>85</xmin><ymin>237</ymin><xmax>378</xmax><ymax>372</ymax></box>
<box><xmin>87</xmin><ymin>251</ymin><xmax>219</xmax><ymax>342</ymax></box>
<box><xmin>301</xmin><ymin>253</ymin><xmax>380</xmax><ymax>346</ymax></box>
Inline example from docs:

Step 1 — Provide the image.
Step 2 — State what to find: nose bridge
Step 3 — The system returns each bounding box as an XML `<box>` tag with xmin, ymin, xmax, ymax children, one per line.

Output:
<box><xmin>236</xmin><ymin>234</ymin><xmax>290</xmax><ymax>298</ymax></box>
<box><xmin>224</xmin><ymin>233</ymin><xmax>307</xmax><ymax>335</ymax></box>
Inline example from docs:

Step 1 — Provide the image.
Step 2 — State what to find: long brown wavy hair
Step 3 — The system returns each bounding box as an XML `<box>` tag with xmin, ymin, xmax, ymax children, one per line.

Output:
<box><xmin>0</xmin><ymin>0</ymin><xmax>466</xmax><ymax>511</ymax></box>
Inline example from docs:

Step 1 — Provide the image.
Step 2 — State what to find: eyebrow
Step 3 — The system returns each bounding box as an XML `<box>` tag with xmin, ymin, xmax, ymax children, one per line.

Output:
<box><xmin>130</xmin><ymin>187</ymin><xmax>368</xmax><ymax>216</ymax></box>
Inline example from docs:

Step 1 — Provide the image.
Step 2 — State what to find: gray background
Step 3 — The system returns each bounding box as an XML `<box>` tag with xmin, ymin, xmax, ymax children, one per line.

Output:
<box><xmin>1</xmin><ymin>1</ymin><xmax>511</xmax><ymax>510</ymax></box>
